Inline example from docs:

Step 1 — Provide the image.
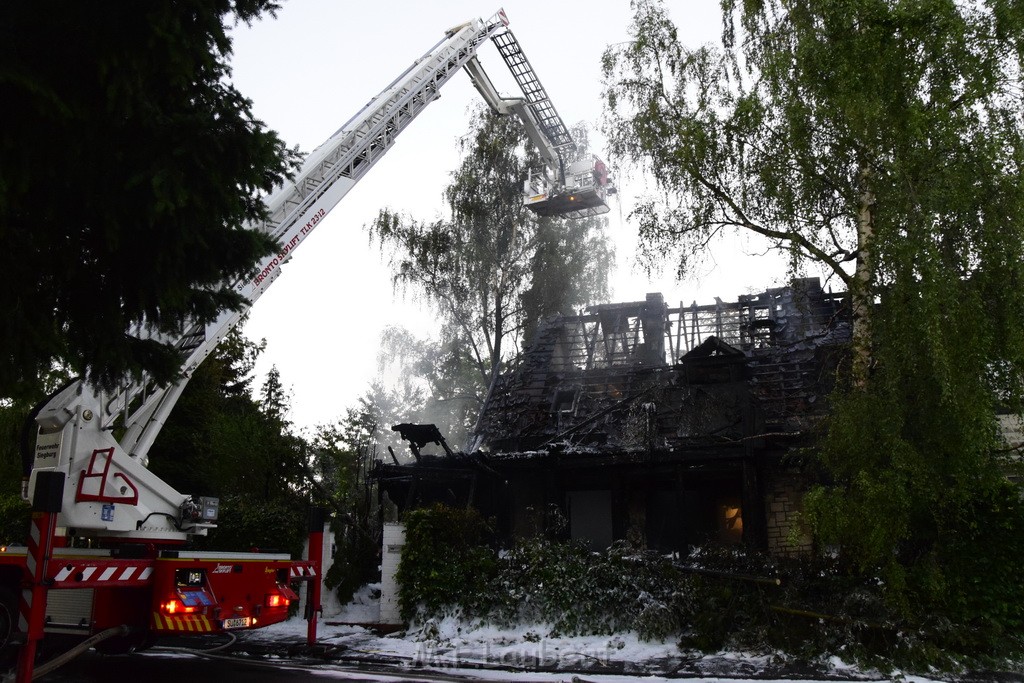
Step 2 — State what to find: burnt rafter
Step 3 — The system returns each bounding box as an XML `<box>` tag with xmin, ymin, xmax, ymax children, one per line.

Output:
<box><xmin>540</xmin><ymin>386</ymin><xmax>656</xmax><ymax>448</ymax></box>
<box><xmin>471</xmin><ymin>278</ymin><xmax>850</xmax><ymax>456</ymax></box>
<box><xmin>374</xmin><ymin>278</ymin><xmax>849</xmax><ymax>558</ymax></box>
<box><xmin>391</xmin><ymin>423</ymin><xmax>454</xmax><ymax>461</ymax></box>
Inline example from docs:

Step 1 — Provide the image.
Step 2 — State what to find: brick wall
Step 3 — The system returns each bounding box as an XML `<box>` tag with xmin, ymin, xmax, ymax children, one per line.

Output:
<box><xmin>764</xmin><ymin>469</ymin><xmax>813</xmax><ymax>557</ymax></box>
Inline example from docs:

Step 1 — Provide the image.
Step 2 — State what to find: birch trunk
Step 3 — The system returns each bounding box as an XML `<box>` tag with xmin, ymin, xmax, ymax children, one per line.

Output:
<box><xmin>852</xmin><ymin>166</ymin><xmax>875</xmax><ymax>389</ymax></box>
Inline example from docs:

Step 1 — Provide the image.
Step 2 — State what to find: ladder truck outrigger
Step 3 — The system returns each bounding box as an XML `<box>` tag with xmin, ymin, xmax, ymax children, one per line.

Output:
<box><xmin>2</xmin><ymin>8</ymin><xmax>614</xmax><ymax>680</ymax></box>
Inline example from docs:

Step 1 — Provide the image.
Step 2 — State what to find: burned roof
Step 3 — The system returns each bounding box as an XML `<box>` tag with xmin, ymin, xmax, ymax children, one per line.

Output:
<box><xmin>472</xmin><ymin>278</ymin><xmax>850</xmax><ymax>458</ymax></box>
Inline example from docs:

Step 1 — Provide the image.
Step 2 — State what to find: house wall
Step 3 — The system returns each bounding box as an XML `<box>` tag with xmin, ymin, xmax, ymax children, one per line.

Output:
<box><xmin>566</xmin><ymin>469</ymin><xmax>748</xmax><ymax>553</ymax></box>
<box><xmin>764</xmin><ymin>469</ymin><xmax>813</xmax><ymax>557</ymax></box>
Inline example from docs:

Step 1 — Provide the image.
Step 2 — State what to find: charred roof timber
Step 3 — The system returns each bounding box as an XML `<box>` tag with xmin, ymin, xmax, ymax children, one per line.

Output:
<box><xmin>391</xmin><ymin>423</ymin><xmax>454</xmax><ymax>462</ymax></box>
<box><xmin>383</xmin><ymin>278</ymin><xmax>849</xmax><ymax>464</ymax></box>
<box><xmin>375</xmin><ymin>278</ymin><xmax>849</xmax><ymax>557</ymax></box>
<box><xmin>471</xmin><ymin>278</ymin><xmax>850</xmax><ymax>456</ymax></box>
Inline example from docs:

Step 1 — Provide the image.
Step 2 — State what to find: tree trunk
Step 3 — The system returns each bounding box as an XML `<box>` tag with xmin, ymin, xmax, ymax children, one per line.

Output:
<box><xmin>852</xmin><ymin>166</ymin><xmax>875</xmax><ymax>389</ymax></box>
<box><xmin>466</xmin><ymin>298</ymin><xmax>505</xmax><ymax>452</ymax></box>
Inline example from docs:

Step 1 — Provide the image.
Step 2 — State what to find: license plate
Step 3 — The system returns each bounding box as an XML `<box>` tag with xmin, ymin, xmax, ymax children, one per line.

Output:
<box><xmin>222</xmin><ymin>617</ymin><xmax>251</xmax><ymax>629</ymax></box>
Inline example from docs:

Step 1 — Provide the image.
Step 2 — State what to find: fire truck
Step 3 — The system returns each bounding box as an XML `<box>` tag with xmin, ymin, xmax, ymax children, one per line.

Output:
<box><xmin>1</xmin><ymin>8</ymin><xmax>612</xmax><ymax>680</ymax></box>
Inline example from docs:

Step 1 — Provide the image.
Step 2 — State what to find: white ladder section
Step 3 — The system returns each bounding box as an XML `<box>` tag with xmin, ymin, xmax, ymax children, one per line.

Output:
<box><xmin>108</xmin><ymin>12</ymin><xmax>510</xmax><ymax>460</ymax></box>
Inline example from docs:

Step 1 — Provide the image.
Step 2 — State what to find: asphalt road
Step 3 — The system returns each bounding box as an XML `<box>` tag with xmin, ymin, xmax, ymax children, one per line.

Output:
<box><xmin>43</xmin><ymin>651</ymin><xmax>331</xmax><ymax>682</ymax></box>
<box><xmin>29</xmin><ymin>650</ymin><xmax>548</xmax><ymax>683</ymax></box>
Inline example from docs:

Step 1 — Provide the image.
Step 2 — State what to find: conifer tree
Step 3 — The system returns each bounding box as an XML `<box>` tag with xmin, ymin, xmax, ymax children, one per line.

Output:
<box><xmin>0</xmin><ymin>0</ymin><xmax>298</xmax><ymax>398</ymax></box>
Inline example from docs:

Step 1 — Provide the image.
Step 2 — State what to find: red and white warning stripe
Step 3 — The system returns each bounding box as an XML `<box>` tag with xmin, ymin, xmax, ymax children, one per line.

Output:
<box><xmin>49</xmin><ymin>561</ymin><xmax>154</xmax><ymax>588</ymax></box>
<box><xmin>289</xmin><ymin>564</ymin><xmax>317</xmax><ymax>579</ymax></box>
<box><xmin>19</xmin><ymin>514</ymin><xmax>50</xmax><ymax>633</ymax></box>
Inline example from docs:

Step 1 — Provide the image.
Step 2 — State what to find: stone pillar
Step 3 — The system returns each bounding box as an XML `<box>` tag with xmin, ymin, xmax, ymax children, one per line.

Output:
<box><xmin>379</xmin><ymin>523</ymin><xmax>406</xmax><ymax>624</ymax></box>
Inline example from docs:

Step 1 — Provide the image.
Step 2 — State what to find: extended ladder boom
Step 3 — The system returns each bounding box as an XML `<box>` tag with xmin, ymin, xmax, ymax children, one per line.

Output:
<box><xmin>29</xmin><ymin>10</ymin><xmax>509</xmax><ymax>540</ymax></box>
<box><xmin>467</xmin><ymin>29</ymin><xmax>614</xmax><ymax>220</ymax></box>
<box><xmin>85</xmin><ymin>11</ymin><xmax>512</xmax><ymax>463</ymax></box>
<box><xmin>29</xmin><ymin>8</ymin><xmax>613</xmax><ymax>542</ymax></box>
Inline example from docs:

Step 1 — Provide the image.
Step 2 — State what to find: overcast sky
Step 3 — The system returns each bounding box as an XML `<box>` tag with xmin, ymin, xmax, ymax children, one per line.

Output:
<box><xmin>227</xmin><ymin>0</ymin><xmax>788</xmax><ymax>431</ymax></box>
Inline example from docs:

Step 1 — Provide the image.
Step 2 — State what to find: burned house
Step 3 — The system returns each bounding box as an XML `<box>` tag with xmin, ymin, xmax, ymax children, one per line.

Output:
<box><xmin>375</xmin><ymin>278</ymin><xmax>849</xmax><ymax>556</ymax></box>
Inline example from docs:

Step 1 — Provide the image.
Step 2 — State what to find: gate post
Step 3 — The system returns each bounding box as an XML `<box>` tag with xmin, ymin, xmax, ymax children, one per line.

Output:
<box><xmin>16</xmin><ymin>471</ymin><xmax>64</xmax><ymax>683</ymax></box>
<box><xmin>305</xmin><ymin>507</ymin><xmax>327</xmax><ymax>647</ymax></box>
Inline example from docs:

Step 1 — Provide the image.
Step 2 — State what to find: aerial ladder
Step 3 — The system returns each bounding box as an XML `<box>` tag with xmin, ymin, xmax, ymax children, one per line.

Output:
<box><xmin>463</xmin><ymin>22</ymin><xmax>615</xmax><ymax>218</ymax></box>
<box><xmin>8</xmin><ymin>8</ymin><xmax>613</xmax><ymax>678</ymax></box>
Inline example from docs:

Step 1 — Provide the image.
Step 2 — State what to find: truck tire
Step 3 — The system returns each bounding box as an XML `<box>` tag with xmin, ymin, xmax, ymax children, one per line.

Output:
<box><xmin>0</xmin><ymin>586</ymin><xmax>20</xmax><ymax>667</ymax></box>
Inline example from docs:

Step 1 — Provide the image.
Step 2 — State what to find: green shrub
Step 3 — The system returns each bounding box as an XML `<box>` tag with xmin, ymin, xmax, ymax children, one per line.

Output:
<box><xmin>396</xmin><ymin>504</ymin><xmax>497</xmax><ymax>621</ymax></box>
<box><xmin>927</xmin><ymin>478</ymin><xmax>1024</xmax><ymax>657</ymax></box>
<box><xmin>0</xmin><ymin>494</ymin><xmax>30</xmax><ymax>545</ymax></box>
<box><xmin>395</xmin><ymin>509</ymin><xmax>1024</xmax><ymax>671</ymax></box>
<box><xmin>197</xmin><ymin>494</ymin><xmax>305</xmax><ymax>558</ymax></box>
<box><xmin>397</xmin><ymin>517</ymin><xmax>777</xmax><ymax>644</ymax></box>
<box><xmin>487</xmin><ymin>539</ymin><xmax>697</xmax><ymax>639</ymax></box>
<box><xmin>325</xmin><ymin>517</ymin><xmax>379</xmax><ymax>606</ymax></box>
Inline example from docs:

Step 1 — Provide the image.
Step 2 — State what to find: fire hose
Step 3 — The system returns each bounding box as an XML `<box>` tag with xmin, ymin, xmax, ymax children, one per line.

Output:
<box><xmin>27</xmin><ymin>624</ymin><xmax>130</xmax><ymax>680</ymax></box>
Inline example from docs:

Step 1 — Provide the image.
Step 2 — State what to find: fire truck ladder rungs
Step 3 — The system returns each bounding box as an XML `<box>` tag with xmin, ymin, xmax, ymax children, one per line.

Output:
<box><xmin>492</xmin><ymin>30</ymin><xmax>575</xmax><ymax>154</ymax></box>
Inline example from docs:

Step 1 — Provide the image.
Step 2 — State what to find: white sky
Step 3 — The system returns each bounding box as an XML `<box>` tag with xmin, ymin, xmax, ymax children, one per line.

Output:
<box><xmin>228</xmin><ymin>1</ymin><xmax>789</xmax><ymax>431</ymax></box>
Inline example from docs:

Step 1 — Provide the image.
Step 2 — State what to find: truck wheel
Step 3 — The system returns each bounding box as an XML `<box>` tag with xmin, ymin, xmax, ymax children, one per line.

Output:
<box><xmin>0</xmin><ymin>586</ymin><xmax>20</xmax><ymax>667</ymax></box>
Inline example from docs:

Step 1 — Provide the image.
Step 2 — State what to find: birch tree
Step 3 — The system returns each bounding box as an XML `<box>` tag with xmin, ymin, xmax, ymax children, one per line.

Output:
<box><xmin>370</xmin><ymin>107</ymin><xmax>612</xmax><ymax>444</ymax></box>
<box><xmin>604</xmin><ymin>0</ymin><xmax>1024</xmax><ymax>638</ymax></box>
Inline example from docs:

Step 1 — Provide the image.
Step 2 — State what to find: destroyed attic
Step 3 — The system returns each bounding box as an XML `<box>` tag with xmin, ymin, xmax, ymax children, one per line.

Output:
<box><xmin>377</xmin><ymin>278</ymin><xmax>850</xmax><ymax>557</ymax></box>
